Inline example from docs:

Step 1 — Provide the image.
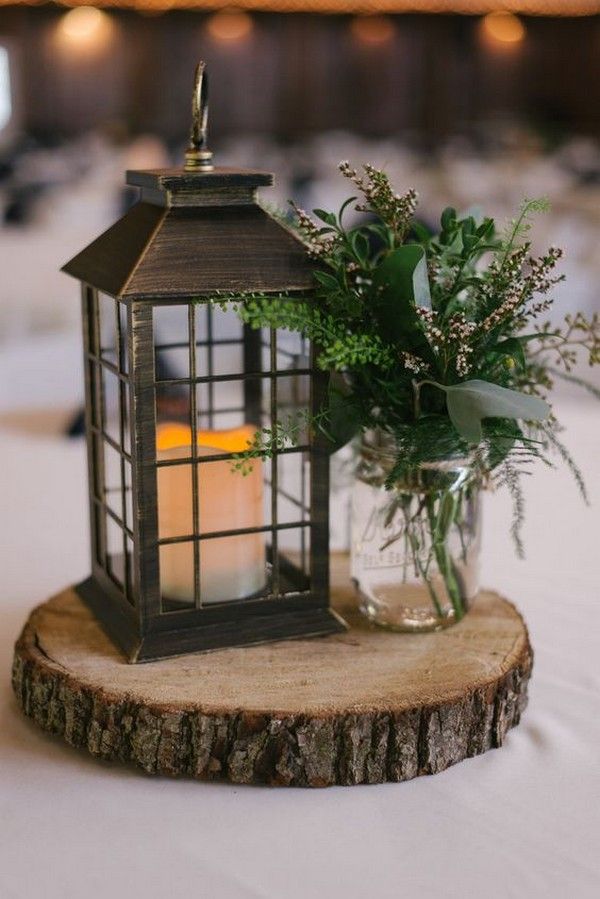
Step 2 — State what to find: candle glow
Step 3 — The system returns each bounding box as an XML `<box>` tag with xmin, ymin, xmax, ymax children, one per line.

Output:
<box><xmin>157</xmin><ymin>423</ymin><xmax>266</xmax><ymax>605</ymax></box>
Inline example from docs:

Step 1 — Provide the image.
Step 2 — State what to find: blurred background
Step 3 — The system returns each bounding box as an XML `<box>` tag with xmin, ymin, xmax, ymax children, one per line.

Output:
<box><xmin>0</xmin><ymin>3</ymin><xmax>598</xmax><ymax>464</ymax></box>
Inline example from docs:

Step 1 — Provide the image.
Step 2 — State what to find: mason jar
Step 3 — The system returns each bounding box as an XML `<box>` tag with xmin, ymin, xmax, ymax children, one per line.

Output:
<box><xmin>351</xmin><ymin>432</ymin><xmax>481</xmax><ymax>632</ymax></box>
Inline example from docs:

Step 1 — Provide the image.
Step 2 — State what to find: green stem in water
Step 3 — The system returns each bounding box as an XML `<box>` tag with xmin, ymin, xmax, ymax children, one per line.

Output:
<box><xmin>426</xmin><ymin>492</ymin><xmax>466</xmax><ymax>621</ymax></box>
<box><xmin>406</xmin><ymin>526</ymin><xmax>444</xmax><ymax>618</ymax></box>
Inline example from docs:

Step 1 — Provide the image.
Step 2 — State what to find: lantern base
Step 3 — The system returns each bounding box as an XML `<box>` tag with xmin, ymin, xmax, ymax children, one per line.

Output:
<box><xmin>74</xmin><ymin>576</ymin><xmax>346</xmax><ymax>663</ymax></box>
<box><xmin>12</xmin><ymin>555</ymin><xmax>532</xmax><ymax>786</ymax></box>
<box><xmin>134</xmin><ymin>607</ymin><xmax>347</xmax><ymax>662</ymax></box>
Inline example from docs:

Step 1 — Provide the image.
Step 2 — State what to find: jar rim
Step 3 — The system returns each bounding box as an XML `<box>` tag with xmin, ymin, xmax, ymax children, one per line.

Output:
<box><xmin>359</xmin><ymin>430</ymin><xmax>473</xmax><ymax>471</ymax></box>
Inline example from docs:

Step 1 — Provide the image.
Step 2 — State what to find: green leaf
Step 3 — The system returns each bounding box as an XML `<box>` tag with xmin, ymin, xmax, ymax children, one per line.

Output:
<box><xmin>338</xmin><ymin>196</ymin><xmax>357</xmax><ymax>224</ymax></box>
<box><xmin>313</xmin><ymin>270</ymin><xmax>340</xmax><ymax>291</ymax></box>
<box><xmin>476</xmin><ymin>219</ymin><xmax>494</xmax><ymax>239</ymax></box>
<box><xmin>313</xmin><ymin>208</ymin><xmax>337</xmax><ymax>227</ymax></box>
<box><xmin>350</xmin><ymin>230</ymin><xmax>370</xmax><ymax>266</ymax></box>
<box><xmin>461</xmin><ymin>216</ymin><xmax>476</xmax><ymax>237</ymax></box>
<box><xmin>375</xmin><ymin>244</ymin><xmax>431</xmax><ymax>307</ymax></box>
<box><xmin>516</xmin><ymin>333</ymin><xmax>544</xmax><ymax>345</ymax></box>
<box><xmin>441</xmin><ymin>207</ymin><xmax>456</xmax><ymax>231</ymax></box>
<box><xmin>371</xmin><ymin>245</ymin><xmax>434</xmax><ymax>362</ymax></box>
<box><xmin>443</xmin><ymin>229</ymin><xmax>464</xmax><ymax>256</ymax></box>
<box><xmin>492</xmin><ymin>337</ymin><xmax>526</xmax><ymax>370</ymax></box>
<box><xmin>324</xmin><ymin>376</ymin><xmax>362</xmax><ymax>451</ymax></box>
<box><xmin>435</xmin><ymin>380</ymin><xmax>551</xmax><ymax>443</ymax></box>
<box><xmin>484</xmin><ymin>419</ymin><xmax>522</xmax><ymax>469</ymax></box>
<box><xmin>411</xmin><ymin>221</ymin><xmax>432</xmax><ymax>244</ymax></box>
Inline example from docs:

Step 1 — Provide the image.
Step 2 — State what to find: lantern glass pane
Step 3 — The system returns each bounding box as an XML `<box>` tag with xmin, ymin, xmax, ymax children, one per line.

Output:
<box><xmin>154</xmin><ymin>303</ymin><xmax>189</xmax><ymax>384</ymax></box>
<box><xmin>159</xmin><ymin>541</ymin><xmax>196</xmax><ymax>611</ymax></box>
<box><xmin>196</xmin><ymin>303</ymin><xmax>246</xmax><ymax>378</ymax></box>
<box><xmin>157</xmin><ymin>457</ymin><xmax>194</xmax><ymax>539</ymax></box>
<box><xmin>103</xmin><ymin>442</ymin><xmax>123</xmax><ymax>520</ymax></box>
<box><xmin>276</xmin><ymin>450</ymin><xmax>310</xmax><ymax>526</ymax></box>
<box><xmin>154</xmin><ymin>304</ymin><xmax>189</xmax><ymax>344</ymax></box>
<box><xmin>276</xmin><ymin>329</ymin><xmax>308</xmax><ymax>371</ymax></box>
<box><xmin>88</xmin><ymin>361</ymin><xmax>101</xmax><ymax>428</ymax></box>
<box><xmin>209</xmin><ymin>302</ymin><xmax>241</xmax><ymax>340</ymax></box>
<box><xmin>123</xmin><ymin>459</ymin><xmax>133</xmax><ymax>529</ymax></box>
<box><xmin>150</xmin><ymin>300</ymin><xmax>317</xmax><ymax>615</ymax></box>
<box><xmin>91</xmin><ymin>432</ymin><xmax>103</xmax><ymax>500</ymax></box>
<box><xmin>124</xmin><ymin>535</ymin><xmax>135</xmax><ymax>605</ymax></box>
<box><xmin>122</xmin><ymin>380</ymin><xmax>131</xmax><ymax>455</ymax></box>
<box><xmin>106</xmin><ymin>514</ymin><xmax>125</xmax><ymax>589</ymax></box>
<box><xmin>98</xmin><ymin>292</ymin><xmax>117</xmax><ymax>364</ymax></box>
<box><xmin>199</xmin><ymin>532</ymin><xmax>268</xmax><ymax>605</ymax></box>
<box><xmin>118</xmin><ymin>303</ymin><xmax>129</xmax><ymax>374</ymax></box>
<box><xmin>212</xmin><ymin>342</ymin><xmax>244</xmax><ymax>378</ymax></box>
<box><xmin>197</xmin><ymin>454</ymin><xmax>268</xmax><ymax>533</ymax></box>
<box><xmin>195</xmin><ymin>381</ymin><xmax>211</xmax><ymax>429</ymax></box>
<box><xmin>261</xmin><ymin>456</ymin><xmax>273</xmax><ymax>529</ymax></box>
<box><xmin>277</xmin><ymin>526</ymin><xmax>311</xmax><ymax>589</ymax></box>
<box><xmin>275</xmin><ymin>373</ymin><xmax>310</xmax><ymax>431</ymax></box>
<box><xmin>93</xmin><ymin>504</ymin><xmax>103</xmax><ymax>567</ymax></box>
<box><xmin>155</xmin><ymin>382</ymin><xmax>190</xmax><ymax>435</ymax></box>
<box><xmin>155</xmin><ymin>346</ymin><xmax>188</xmax><ymax>382</ymax></box>
<box><xmin>206</xmin><ymin>379</ymin><xmax>245</xmax><ymax>429</ymax></box>
<box><xmin>102</xmin><ymin>367</ymin><xmax>120</xmax><ymax>447</ymax></box>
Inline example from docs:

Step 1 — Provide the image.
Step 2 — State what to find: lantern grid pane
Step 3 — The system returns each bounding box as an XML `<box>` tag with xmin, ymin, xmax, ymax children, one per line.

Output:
<box><xmin>98</xmin><ymin>295</ymin><xmax>113</xmax><ymax>360</ymax></box>
<box><xmin>205</xmin><ymin>303</ymin><xmax>214</xmax><ymax>429</ymax></box>
<box><xmin>74</xmin><ymin>286</ymin><xmax>342</xmax><ymax>657</ymax></box>
<box><xmin>188</xmin><ymin>303</ymin><xmax>201</xmax><ymax>609</ymax></box>
<box><xmin>149</xmin><ymin>301</ymin><xmax>315</xmax><ymax>614</ymax></box>
<box><xmin>82</xmin><ymin>289</ymin><xmax>137</xmax><ymax>608</ymax></box>
<box><xmin>268</xmin><ymin>325</ymin><xmax>280</xmax><ymax>598</ymax></box>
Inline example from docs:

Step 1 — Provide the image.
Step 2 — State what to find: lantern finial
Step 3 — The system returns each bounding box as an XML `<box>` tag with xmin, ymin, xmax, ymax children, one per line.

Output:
<box><xmin>184</xmin><ymin>61</ymin><xmax>214</xmax><ymax>173</ymax></box>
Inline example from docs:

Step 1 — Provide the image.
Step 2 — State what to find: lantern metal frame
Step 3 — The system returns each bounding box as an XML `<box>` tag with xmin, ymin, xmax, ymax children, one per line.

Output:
<box><xmin>62</xmin><ymin>62</ymin><xmax>345</xmax><ymax>661</ymax></box>
<box><xmin>71</xmin><ymin>278</ymin><xmax>345</xmax><ymax>661</ymax></box>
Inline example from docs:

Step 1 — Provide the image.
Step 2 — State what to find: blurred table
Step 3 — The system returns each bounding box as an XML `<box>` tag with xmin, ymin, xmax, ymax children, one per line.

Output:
<box><xmin>1</xmin><ymin>393</ymin><xmax>599</xmax><ymax>899</ymax></box>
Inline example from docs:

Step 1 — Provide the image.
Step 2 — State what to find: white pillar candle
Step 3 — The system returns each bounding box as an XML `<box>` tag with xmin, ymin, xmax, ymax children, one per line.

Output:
<box><xmin>157</xmin><ymin>424</ymin><xmax>265</xmax><ymax>604</ymax></box>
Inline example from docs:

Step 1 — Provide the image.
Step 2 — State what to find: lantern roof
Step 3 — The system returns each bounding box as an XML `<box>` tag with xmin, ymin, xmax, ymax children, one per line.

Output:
<box><xmin>62</xmin><ymin>62</ymin><xmax>314</xmax><ymax>300</ymax></box>
<box><xmin>61</xmin><ymin>165</ymin><xmax>314</xmax><ymax>300</ymax></box>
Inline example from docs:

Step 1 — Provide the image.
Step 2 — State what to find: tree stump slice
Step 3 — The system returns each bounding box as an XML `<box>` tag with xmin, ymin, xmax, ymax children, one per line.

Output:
<box><xmin>12</xmin><ymin>557</ymin><xmax>532</xmax><ymax>787</ymax></box>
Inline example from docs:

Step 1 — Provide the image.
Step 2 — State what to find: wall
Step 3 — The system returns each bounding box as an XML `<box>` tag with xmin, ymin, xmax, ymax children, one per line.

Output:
<box><xmin>0</xmin><ymin>9</ymin><xmax>597</xmax><ymax>145</ymax></box>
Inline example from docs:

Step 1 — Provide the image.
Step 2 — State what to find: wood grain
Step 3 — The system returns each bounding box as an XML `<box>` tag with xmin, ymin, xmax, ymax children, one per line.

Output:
<box><xmin>12</xmin><ymin>556</ymin><xmax>532</xmax><ymax>786</ymax></box>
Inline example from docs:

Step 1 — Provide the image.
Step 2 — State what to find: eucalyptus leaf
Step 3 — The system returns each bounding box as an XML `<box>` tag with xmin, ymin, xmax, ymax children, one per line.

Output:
<box><xmin>371</xmin><ymin>245</ymin><xmax>434</xmax><ymax>362</ymax></box>
<box><xmin>373</xmin><ymin>244</ymin><xmax>431</xmax><ymax>308</ymax></box>
<box><xmin>436</xmin><ymin>380</ymin><xmax>551</xmax><ymax>443</ymax></box>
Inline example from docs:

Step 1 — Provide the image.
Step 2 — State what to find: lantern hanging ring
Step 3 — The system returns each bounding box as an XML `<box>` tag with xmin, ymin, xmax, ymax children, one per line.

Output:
<box><xmin>185</xmin><ymin>61</ymin><xmax>214</xmax><ymax>172</ymax></box>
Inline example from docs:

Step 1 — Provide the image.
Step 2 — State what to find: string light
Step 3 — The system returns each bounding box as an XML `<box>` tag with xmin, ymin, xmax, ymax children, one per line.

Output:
<box><xmin>54</xmin><ymin>7</ymin><xmax>115</xmax><ymax>55</ymax></box>
<box><xmin>481</xmin><ymin>11</ymin><xmax>526</xmax><ymax>44</ymax></box>
<box><xmin>350</xmin><ymin>15</ymin><xmax>395</xmax><ymax>46</ymax></box>
<box><xmin>206</xmin><ymin>9</ymin><xmax>254</xmax><ymax>43</ymax></box>
<box><xmin>0</xmin><ymin>1</ymin><xmax>596</xmax><ymax>14</ymax></box>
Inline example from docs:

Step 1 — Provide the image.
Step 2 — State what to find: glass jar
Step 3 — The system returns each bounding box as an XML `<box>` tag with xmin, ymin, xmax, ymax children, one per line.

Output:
<box><xmin>351</xmin><ymin>432</ymin><xmax>481</xmax><ymax>632</ymax></box>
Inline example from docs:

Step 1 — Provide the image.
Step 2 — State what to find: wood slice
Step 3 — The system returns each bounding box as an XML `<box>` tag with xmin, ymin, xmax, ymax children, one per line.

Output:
<box><xmin>12</xmin><ymin>556</ymin><xmax>532</xmax><ymax>787</ymax></box>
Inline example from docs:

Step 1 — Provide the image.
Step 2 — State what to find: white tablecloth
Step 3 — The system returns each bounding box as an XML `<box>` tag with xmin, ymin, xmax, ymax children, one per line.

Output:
<box><xmin>1</xmin><ymin>396</ymin><xmax>599</xmax><ymax>899</ymax></box>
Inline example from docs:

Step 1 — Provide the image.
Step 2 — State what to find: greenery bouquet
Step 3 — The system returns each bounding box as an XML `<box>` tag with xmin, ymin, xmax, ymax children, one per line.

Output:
<box><xmin>219</xmin><ymin>162</ymin><xmax>600</xmax><ymax>623</ymax></box>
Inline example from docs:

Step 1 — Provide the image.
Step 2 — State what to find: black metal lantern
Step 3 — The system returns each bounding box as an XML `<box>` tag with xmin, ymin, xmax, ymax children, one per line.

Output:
<box><xmin>62</xmin><ymin>64</ymin><xmax>345</xmax><ymax>662</ymax></box>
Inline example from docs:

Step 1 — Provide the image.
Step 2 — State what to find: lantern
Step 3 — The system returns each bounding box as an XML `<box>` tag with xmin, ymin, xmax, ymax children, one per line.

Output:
<box><xmin>62</xmin><ymin>63</ymin><xmax>346</xmax><ymax>661</ymax></box>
